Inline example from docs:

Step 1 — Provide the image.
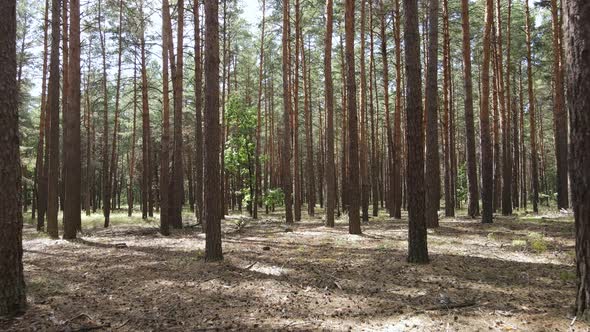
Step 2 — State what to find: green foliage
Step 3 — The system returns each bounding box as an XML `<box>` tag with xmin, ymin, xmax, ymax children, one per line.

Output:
<box><xmin>224</xmin><ymin>95</ymin><xmax>257</xmax><ymax>178</ymax></box>
<box><xmin>263</xmin><ymin>188</ymin><xmax>284</xmax><ymax>208</ymax></box>
<box><xmin>511</xmin><ymin>239</ymin><xmax>527</xmax><ymax>248</ymax></box>
<box><xmin>527</xmin><ymin>232</ymin><xmax>548</xmax><ymax>252</ymax></box>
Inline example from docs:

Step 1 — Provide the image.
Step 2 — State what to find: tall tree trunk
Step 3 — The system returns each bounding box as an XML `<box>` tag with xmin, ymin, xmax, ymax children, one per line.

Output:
<box><xmin>105</xmin><ymin>0</ymin><xmax>124</xmax><ymax>228</ymax></box>
<box><xmin>425</xmin><ymin>0</ymin><xmax>440</xmax><ymax>228</ymax></box>
<box><xmin>460</xmin><ymin>0</ymin><xmax>480</xmax><ymax>217</ymax></box>
<box><xmin>169</xmin><ymin>0</ymin><xmax>185</xmax><ymax>229</ymax></box>
<box><xmin>551</xmin><ymin>0</ymin><xmax>568</xmax><ymax>210</ymax></box>
<box><xmin>139</xmin><ymin>0</ymin><xmax>151</xmax><ymax>220</ymax></box>
<box><xmin>480</xmin><ymin>0</ymin><xmax>494</xmax><ymax>224</ymax></box>
<box><xmin>324</xmin><ymin>0</ymin><xmax>336</xmax><ymax>227</ymax></box>
<box><xmin>302</xmin><ymin>34</ymin><xmax>315</xmax><ymax>218</ymax></box>
<box><xmin>563</xmin><ymin>0</ymin><xmax>590</xmax><ymax>316</ymax></box>
<box><xmin>501</xmin><ymin>0</ymin><xmax>512</xmax><ymax>215</ymax></box>
<box><xmin>358</xmin><ymin>0</ymin><xmax>369</xmax><ymax>222</ymax></box>
<box><xmin>519</xmin><ymin>63</ymin><xmax>527</xmax><ymax>209</ymax></box>
<box><xmin>46</xmin><ymin>0</ymin><xmax>61</xmax><ymax>239</ymax></box>
<box><xmin>63</xmin><ymin>0</ymin><xmax>81</xmax><ymax>239</ymax></box>
<box><xmin>345</xmin><ymin>0</ymin><xmax>361</xmax><ymax>235</ymax></box>
<box><xmin>194</xmin><ymin>0</ymin><xmax>203</xmax><ymax>226</ymax></box>
<box><xmin>281</xmin><ymin>0</ymin><xmax>294</xmax><ymax>225</ymax></box>
<box><xmin>253</xmin><ymin>0</ymin><xmax>266</xmax><ymax>220</ymax></box>
<box><xmin>525</xmin><ymin>0</ymin><xmax>539</xmax><ymax>213</ymax></box>
<box><xmin>35</xmin><ymin>0</ymin><xmax>50</xmax><ymax>231</ymax></box>
<box><xmin>0</xmin><ymin>0</ymin><xmax>26</xmax><ymax>316</ymax></box>
<box><xmin>491</xmin><ymin>34</ymin><xmax>501</xmax><ymax>213</ymax></box>
<box><xmin>368</xmin><ymin>0</ymin><xmax>379</xmax><ymax>217</ymax></box>
<box><xmin>128</xmin><ymin>50</ymin><xmax>138</xmax><ymax>217</ymax></box>
<box><xmin>405</xmin><ymin>0</ymin><xmax>428</xmax><ymax>263</ymax></box>
<box><xmin>392</xmin><ymin>0</ymin><xmax>403</xmax><ymax>219</ymax></box>
<box><xmin>160</xmin><ymin>0</ymin><xmax>172</xmax><ymax>235</ymax></box>
<box><xmin>442</xmin><ymin>0</ymin><xmax>454</xmax><ymax>217</ymax></box>
<box><xmin>379</xmin><ymin>2</ymin><xmax>394</xmax><ymax>217</ymax></box>
<box><xmin>97</xmin><ymin>0</ymin><xmax>111</xmax><ymax>227</ymax></box>
<box><xmin>204</xmin><ymin>0</ymin><xmax>223</xmax><ymax>261</ymax></box>
<box><xmin>84</xmin><ymin>56</ymin><xmax>92</xmax><ymax>217</ymax></box>
<box><xmin>292</xmin><ymin>0</ymin><xmax>301</xmax><ymax>222</ymax></box>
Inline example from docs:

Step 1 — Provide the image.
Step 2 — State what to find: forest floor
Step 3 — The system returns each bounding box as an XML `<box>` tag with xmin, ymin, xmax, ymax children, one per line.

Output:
<box><xmin>1</xmin><ymin>207</ymin><xmax>586</xmax><ymax>331</ymax></box>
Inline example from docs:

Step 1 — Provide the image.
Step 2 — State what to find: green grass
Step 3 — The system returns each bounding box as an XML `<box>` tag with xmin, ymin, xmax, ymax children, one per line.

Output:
<box><xmin>559</xmin><ymin>270</ymin><xmax>576</xmax><ymax>282</ymax></box>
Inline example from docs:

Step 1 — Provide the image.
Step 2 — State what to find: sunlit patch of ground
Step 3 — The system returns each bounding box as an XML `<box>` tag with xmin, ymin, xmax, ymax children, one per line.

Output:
<box><xmin>1</xmin><ymin>208</ymin><xmax>585</xmax><ymax>331</ymax></box>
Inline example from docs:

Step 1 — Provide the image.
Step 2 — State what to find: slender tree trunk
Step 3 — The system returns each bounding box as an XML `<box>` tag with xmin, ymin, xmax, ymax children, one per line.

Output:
<box><xmin>204</xmin><ymin>0</ymin><xmax>223</xmax><ymax>261</ymax></box>
<box><xmin>525</xmin><ymin>0</ymin><xmax>539</xmax><ymax>213</ymax></box>
<box><xmin>63</xmin><ymin>0</ymin><xmax>81</xmax><ymax>239</ymax></box>
<box><xmin>425</xmin><ymin>0</ymin><xmax>440</xmax><ymax>228</ymax></box>
<box><xmin>345</xmin><ymin>0</ymin><xmax>361</xmax><ymax>235</ymax></box>
<box><xmin>491</xmin><ymin>34</ymin><xmax>501</xmax><ymax>213</ymax></box>
<box><xmin>519</xmin><ymin>63</ymin><xmax>527</xmax><ymax>209</ymax></box>
<box><xmin>84</xmin><ymin>59</ymin><xmax>92</xmax><ymax>217</ymax></box>
<box><xmin>105</xmin><ymin>0</ymin><xmax>124</xmax><ymax>228</ymax></box>
<box><xmin>442</xmin><ymin>0</ymin><xmax>454</xmax><ymax>217</ymax></box>
<box><xmin>392</xmin><ymin>0</ymin><xmax>403</xmax><ymax>219</ymax></box>
<box><xmin>460</xmin><ymin>0</ymin><xmax>480</xmax><ymax>217</ymax></box>
<box><xmin>563</xmin><ymin>0</ymin><xmax>590</xmax><ymax>316</ymax></box>
<box><xmin>160</xmin><ymin>0</ymin><xmax>172</xmax><ymax>235</ymax></box>
<box><xmin>253</xmin><ymin>0</ymin><xmax>266</xmax><ymax>220</ymax></box>
<box><xmin>35</xmin><ymin>0</ymin><xmax>50</xmax><ymax>231</ymax></box>
<box><xmin>379</xmin><ymin>2</ymin><xmax>394</xmax><ymax>217</ymax></box>
<box><xmin>324</xmin><ymin>0</ymin><xmax>336</xmax><ymax>227</ymax></box>
<box><xmin>282</xmin><ymin>0</ymin><xmax>294</xmax><ymax>225</ymax></box>
<box><xmin>128</xmin><ymin>50</ymin><xmax>138</xmax><ymax>217</ymax></box>
<box><xmin>140</xmin><ymin>0</ymin><xmax>151</xmax><ymax>220</ymax></box>
<box><xmin>480</xmin><ymin>0</ymin><xmax>494</xmax><ymax>224</ymax></box>
<box><xmin>193</xmin><ymin>0</ymin><xmax>203</xmax><ymax>225</ymax></box>
<box><xmin>169</xmin><ymin>0</ymin><xmax>184</xmax><ymax>229</ymax></box>
<box><xmin>551</xmin><ymin>0</ymin><xmax>568</xmax><ymax>210</ymax></box>
<box><xmin>292</xmin><ymin>0</ymin><xmax>302</xmax><ymax>222</ymax></box>
<box><xmin>358</xmin><ymin>0</ymin><xmax>369</xmax><ymax>222</ymax></box>
<box><xmin>46</xmin><ymin>0</ymin><xmax>61</xmax><ymax>239</ymax></box>
<box><xmin>405</xmin><ymin>0</ymin><xmax>428</xmax><ymax>263</ymax></box>
<box><xmin>0</xmin><ymin>0</ymin><xmax>26</xmax><ymax>315</ymax></box>
<box><xmin>301</xmin><ymin>33</ymin><xmax>315</xmax><ymax>218</ymax></box>
<box><xmin>501</xmin><ymin>0</ymin><xmax>513</xmax><ymax>215</ymax></box>
<box><xmin>367</xmin><ymin>0</ymin><xmax>378</xmax><ymax>217</ymax></box>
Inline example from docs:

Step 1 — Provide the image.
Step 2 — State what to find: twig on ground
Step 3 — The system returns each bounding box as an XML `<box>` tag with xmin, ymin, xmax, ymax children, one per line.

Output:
<box><xmin>424</xmin><ymin>301</ymin><xmax>477</xmax><ymax>311</ymax></box>
<box><xmin>63</xmin><ymin>313</ymin><xmax>94</xmax><ymax>325</ymax></box>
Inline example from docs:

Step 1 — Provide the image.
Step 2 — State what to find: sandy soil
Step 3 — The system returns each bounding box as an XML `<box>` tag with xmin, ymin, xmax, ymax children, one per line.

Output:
<box><xmin>1</xmin><ymin>210</ymin><xmax>586</xmax><ymax>331</ymax></box>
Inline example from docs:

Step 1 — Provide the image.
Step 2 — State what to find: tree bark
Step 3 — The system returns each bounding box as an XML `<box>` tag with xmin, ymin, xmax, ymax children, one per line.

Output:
<box><xmin>35</xmin><ymin>0</ymin><xmax>50</xmax><ymax>231</ymax></box>
<box><xmin>345</xmin><ymin>0</ymin><xmax>361</xmax><ymax>235</ymax></box>
<box><xmin>46</xmin><ymin>0</ymin><xmax>61</xmax><ymax>239</ymax></box>
<box><xmin>0</xmin><ymin>0</ymin><xmax>27</xmax><ymax>316</ymax></box>
<box><xmin>281</xmin><ymin>0</ymin><xmax>294</xmax><ymax>225</ymax></box>
<box><xmin>460</xmin><ymin>0</ymin><xmax>480</xmax><ymax>218</ymax></box>
<box><xmin>253</xmin><ymin>0</ymin><xmax>266</xmax><ymax>220</ymax></box>
<box><xmin>563</xmin><ymin>0</ymin><xmax>590</xmax><ymax>316</ymax></box>
<box><xmin>551</xmin><ymin>0</ymin><xmax>568</xmax><ymax>210</ymax></box>
<box><xmin>480</xmin><ymin>0</ymin><xmax>494</xmax><ymax>224</ymax></box>
<box><xmin>139</xmin><ymin>0</ymin><xmax>151</xmax><ymax>220</ymax></box>
<box><xmin>194</xmin><ymin>0</ymin><xmax>203</xmax><ymax>226</ymax></box>
<box><xmin>324</xmin><ymin>0</ymin><xmax>336</xmax><ymax>227</ymax></box>
<box><xmin>160</xmin><ymin>0</ymin><xmax>172</xmax><ymax>236</ymax></box>
<box><xmin>169</xmin><ymin>0</ymin><xmax>185</xmax><ymax>229</ymax></box>
<box><xmin>425</xmin><ymin>0</ymin><xmax>440</xmax><ymax>228</ymax></box>
<box><xmin>63</xmin><ymin>0</ymin><xmax>81</xmax><ymax>239</ymax></box>
<box><xmin>392</xmin><ymin>0</ymin><xmax>403</xmax><ymax>219</ymax></box>
<box><xmin>204</xmin><ymin>0</ymin><xmax>223</xmax><ymax>261</ymax></box>
<box><xmin>404</xmin><ymin>0</ymin><xmax>428</xmax><ymax>263</ymax></box>
<box><xmin>379</xmin><ymin>1</ymin><xmax>394</xmax><ymax>218</ymax></box>
<box><xmin>524</xmin><ymin>0</ymin><xmax>539</xmax><ymax>213</ymax></box>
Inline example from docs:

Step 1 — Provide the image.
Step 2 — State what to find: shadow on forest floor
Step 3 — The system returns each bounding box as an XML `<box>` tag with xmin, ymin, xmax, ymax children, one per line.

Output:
<box><xmin>2</xmin><ymin>210</ymin><xmax>583</xmax><ymax>331</ymax></box>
